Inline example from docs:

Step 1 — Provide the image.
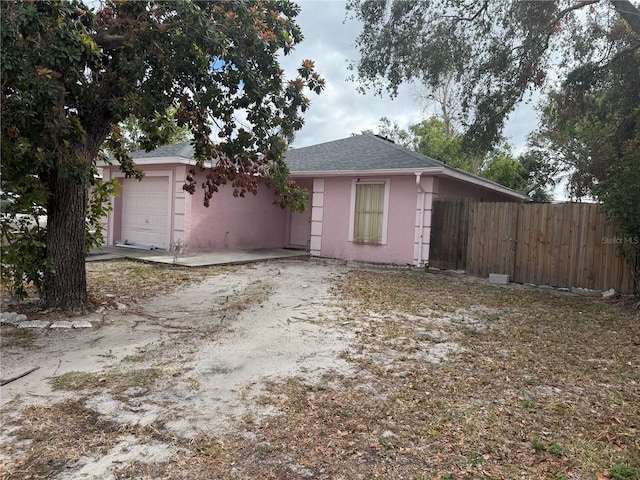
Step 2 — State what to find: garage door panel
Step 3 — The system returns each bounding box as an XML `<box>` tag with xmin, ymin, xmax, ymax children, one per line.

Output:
<box><xmin>120</xmin><ymin>176</ymin><xmax>170</xmax><ymax>249</ymax></box>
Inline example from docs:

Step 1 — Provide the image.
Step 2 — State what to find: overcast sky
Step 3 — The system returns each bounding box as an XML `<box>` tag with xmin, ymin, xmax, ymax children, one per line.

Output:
<box><xmin>280</xmin><ymin>1</ymin><xmax>540</xmax><ymax>154</ymax></box>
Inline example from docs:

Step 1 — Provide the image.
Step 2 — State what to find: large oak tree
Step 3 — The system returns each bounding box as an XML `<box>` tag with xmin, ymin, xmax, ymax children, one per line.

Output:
<box><xmin>1</xmin><ymin>0</ymin><xmax>324</xmax><ymax>310</ymax></box>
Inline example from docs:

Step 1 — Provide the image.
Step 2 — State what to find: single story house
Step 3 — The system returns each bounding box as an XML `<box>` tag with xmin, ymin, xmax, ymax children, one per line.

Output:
<box><xmin>98</xmin><ymin>134</ymin><xmax>527</xmax><ymax>266</ymax></box>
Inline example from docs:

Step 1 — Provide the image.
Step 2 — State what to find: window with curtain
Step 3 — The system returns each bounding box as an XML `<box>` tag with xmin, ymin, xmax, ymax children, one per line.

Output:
<box><xmin>353</xmin><ymin>183</ymin><xmax>385</xmax><ymax>244</ymax></box>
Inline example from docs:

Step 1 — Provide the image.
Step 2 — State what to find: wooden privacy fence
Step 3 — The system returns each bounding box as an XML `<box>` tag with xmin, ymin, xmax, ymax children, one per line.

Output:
<box><xmin>465</xmin><ymin>202</ymin><xmax>635</xmax><ymax>293</ymax></box>
<box><xmin>429</xmin><ymin>198</ymin><xmax>470</xmax><ymax>270</ymax></box>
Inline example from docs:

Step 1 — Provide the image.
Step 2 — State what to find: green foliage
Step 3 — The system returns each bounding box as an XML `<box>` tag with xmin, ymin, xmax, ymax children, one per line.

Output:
<box><xmin>480</xmin><ymin>149</ymin><xmax>527</xmax><ymax>192</ymax></box>
<box><xmin>0</xmin><ymin>183</ymin><xmax>49</xmax><ymax>299</ymax></box>
<box><xmin>0</xmin><ymin>212</ymin><xmax>49</xmax><ymax>300</ymax></box>
<box><xmin>593</xmin><ymin>135</ymin><xmax>640</xmax><ymax>291</ymax></box>
<box><xmin>86</xmin><ymin>175</ymin><xmax>120</xmax><ymax>251</ymax></box>
<box><xmin>114</xmin><ymin>105</ymin><xmax>191</xmax><ymax>155</ymax></box>
<box><xmin>517</xmin><ymin>148</ymin><xmax>556</xmax><ymax>202</ymax></box>
<box><xmin>530</xmin><ymin>435</ymin><xmax>563</xmax><ymax>456</ymax></box>
<box><xmin>1</xmin><ymin>0</ymin><xmax>324</xmax><ymax>309</ymax></box>
<box><xmin>349</xmin><ymin>0</ymin><xmax>638</xmax><ymax>278</ymax></box>
<box><xmin>376</xmin><ymin>116</ymin><xmax>414</xmax><ymax>148</ymax></box>
<box><xmin>608</xmin><ymin>464</ymin><xmax>640</xmax><ymax>480</ymax></box>
<box><xmin>409</xmin><ymin>118</ymin><xmax>470</xmax><ymax>172</ymax></box>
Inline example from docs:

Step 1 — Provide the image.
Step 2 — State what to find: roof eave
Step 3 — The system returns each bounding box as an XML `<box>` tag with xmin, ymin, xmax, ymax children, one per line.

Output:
<box><xmin>290</xmin><ymin>167</ymin><xmax>529</xmax><ymax>201</ymax></box>
<box><xmin>96</xmin><ymin>156</ymin><xmax>212</xmax><ymax>168</ymax></box>
<box><xmin>437</xmin><ymin>168</ymin><xmax>530</xmax><ymax>201</ymax></box>
<box><xmin>289</xmin><ymin>167</ymin><xmax>444</xmax><ymax>177</ymax></box>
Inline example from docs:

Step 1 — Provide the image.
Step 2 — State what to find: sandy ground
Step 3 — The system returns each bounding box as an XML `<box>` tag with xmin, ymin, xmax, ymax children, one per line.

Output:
<box><xmin>0</xmin><ymin>259</ymin><xmax>357</xmax><ymax>478</ymax></box>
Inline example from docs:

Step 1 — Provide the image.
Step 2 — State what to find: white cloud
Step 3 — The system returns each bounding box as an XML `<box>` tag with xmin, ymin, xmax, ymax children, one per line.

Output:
<box><xmin>281</xmin><ymin>1</ymin><xmax>540</xmax><ymax>153</ymax></box>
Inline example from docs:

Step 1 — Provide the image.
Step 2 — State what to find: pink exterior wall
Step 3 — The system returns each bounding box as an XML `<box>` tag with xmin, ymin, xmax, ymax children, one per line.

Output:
<box><xmin>186</xmin><ymin>170</ymin><xmax>288</xmax><ymax>252</ymax></box>
<box><xmin>100</xmin><ymin>161</ymin><xmax>521</xmax><ymax>261</ymax></box>
<box><xmin>316</xmin><ymin>175</ymin><xmax>418</xmax><ymax>265</ymax></box>
<box><xmin>437</xmin><ymin>177</ymin><xmax>518</xmax><ymax>202</ymax></box>
<box><xmin>102</xmin><ymin>164</ymin><xmax>289</xmax><ymax>252</ymax></box>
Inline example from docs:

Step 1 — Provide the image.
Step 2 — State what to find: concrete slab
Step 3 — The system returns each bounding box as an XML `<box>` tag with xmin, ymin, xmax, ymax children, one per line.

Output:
<box><xmin>489</xmin><ymin>273</ymin><xmax>509</xmax><ymax>285</ymax></box>
<box><xmin>50</xmin><ymin>321</ymin><xmax>74</xmax><ymax>329</ymax></box>
<box><xmin>72</xmin><ymin>321</ymin><xmax>93</xmax><ymax>328</ymax></box>
<box><xmin>88</xmin><ymin>246</ymin><xmax>309</xmax><ymax>267</ymax></box>
<box><xmin>18</xmin><ymin>320</ymin><xmax>50</xmax><ymax>329</ymax></box>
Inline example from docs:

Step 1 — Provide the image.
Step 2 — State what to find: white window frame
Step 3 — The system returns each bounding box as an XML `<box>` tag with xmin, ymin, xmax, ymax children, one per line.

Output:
<box><xmin>348</xmin><ymin>178</ymin><xmax>391</xmax><ymax>245</ymax></box>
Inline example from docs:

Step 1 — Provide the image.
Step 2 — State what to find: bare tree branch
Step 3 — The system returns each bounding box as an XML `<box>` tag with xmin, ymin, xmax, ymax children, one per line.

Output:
<box><xmin>441</xmin><ymin>0</ymin><xmax>489</xmax><ymax>22</ymax></box>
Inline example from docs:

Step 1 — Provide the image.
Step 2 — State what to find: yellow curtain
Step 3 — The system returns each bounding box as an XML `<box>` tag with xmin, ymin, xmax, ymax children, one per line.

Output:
<box><xmin>354</xmin><ymin>183</ymin><xmax>384</xmax><ymax>243</ymax></box>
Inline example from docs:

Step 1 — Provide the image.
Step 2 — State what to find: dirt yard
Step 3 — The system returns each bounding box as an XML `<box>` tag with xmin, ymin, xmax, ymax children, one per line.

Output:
<box><xmin>1</xmin><ymin>258</ymin><xmax>638</xmax><ymax>479</ymax></box>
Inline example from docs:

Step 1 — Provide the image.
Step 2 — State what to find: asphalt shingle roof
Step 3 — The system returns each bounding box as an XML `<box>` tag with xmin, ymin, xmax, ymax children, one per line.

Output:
<box><xmin>285</xmin><ymin>134</ymin><xmax>445</xmax><ymax>172</ymax></box>
<box><xmin>119</xmin><ymin>134</ymin><xmax>524</xmax><ymax>198</ymax></box>
<box><xmin>128</xmin><ymin>134</ymin><xmax>447</xmax><ymax>171</ymax></box>
<box><xmin>129</xmin><ymin>141</ymin><xmax>194</xmax><ymax>160</ymax></box>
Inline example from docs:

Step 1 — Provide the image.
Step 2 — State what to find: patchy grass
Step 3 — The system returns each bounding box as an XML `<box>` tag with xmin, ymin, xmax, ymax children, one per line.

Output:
<box><xmin>51</xmin><ymin>367</ymin><xmax>162</xmax><ymax>394</ymax></box>
<box><xmin>211</xmin><ymin>271</ymin><xmax>639</xmax><ymax>479</ymax></box>
<box><xmin>86</xmin><ymin>260</ymin><xmax>230</xmax><ymax>308</ymax></box>
<box><xmin>50</xmin><ymin>371</ymin><xmax>107</xmax><ymax>391</ymax></box>
<box><xmin>209</xmin><ymin>277</ymin><xmax>273</xmax><ymax>324</ymax></box>
<box><xmin>1</xmin><ymin>259</ymin><xmax>229</xmax><ymax>317</ymax></box>
<box><xmin>1</xmin><ymin>400</ymin><xmax>120</xmax><ymax>480</ymax></box>
<box><xmin>0</xmin><ymin>326</ymin><xmax>35</xmax><ymax>348</ymax></box>
<box><xmin>2</xmin><ymin>267</ymin><xmax>639</xmax><ymax>479</ymax></box>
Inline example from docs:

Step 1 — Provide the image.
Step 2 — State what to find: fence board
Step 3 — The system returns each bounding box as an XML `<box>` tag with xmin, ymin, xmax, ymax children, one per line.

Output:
<box><xmin>429</xmin><ymin>198</ymin><xmax>471</xmax><ymax>270</ymax></box>
<box><xmin>541</xmin><ymin>203</ymin><xmax>555</xmax><ymax>286</ymax></box>
<box><xmin>456</xmin><ymin>202</ymin><xmax>635</xmax><ymax>293</ymax></box>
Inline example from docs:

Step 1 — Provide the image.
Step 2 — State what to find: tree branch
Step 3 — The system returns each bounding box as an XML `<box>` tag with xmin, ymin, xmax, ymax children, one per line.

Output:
<box><xmin>554</xmin><ymin>0</ymin><xmax>601</xmax><ymax>23</ymax></box>
<box><xmin>0</xmin><ymin>366</ymin><xmax>40</xmax><ymax>386</ymax></box>
<box><xmin>441</xmin><ymin>0</ymin><xmax>489</xmax><ymax>22</ymax></box>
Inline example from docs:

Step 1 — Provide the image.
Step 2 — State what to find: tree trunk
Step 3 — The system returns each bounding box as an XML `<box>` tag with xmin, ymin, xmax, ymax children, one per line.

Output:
<box><xmin>41</xmin><ymin>164</ymin><xmax>89</xmax><ymax>311</ymax></box>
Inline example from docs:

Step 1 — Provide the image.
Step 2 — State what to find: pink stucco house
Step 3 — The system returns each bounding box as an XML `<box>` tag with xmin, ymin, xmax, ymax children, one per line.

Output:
<box><xmin>99</xmin><ymin>134</ymin><xmax>526</xmax><ymax>266</ymax></box>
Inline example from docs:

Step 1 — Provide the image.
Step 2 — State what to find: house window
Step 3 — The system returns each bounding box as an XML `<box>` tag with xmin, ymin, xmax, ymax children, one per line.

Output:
<box><xmin>349</xmin><ymin>179</ymin><xmax>390</xmax><ymax>245</ymax></box>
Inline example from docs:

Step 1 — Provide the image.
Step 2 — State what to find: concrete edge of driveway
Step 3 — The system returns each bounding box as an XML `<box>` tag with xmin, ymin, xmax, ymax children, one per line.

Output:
<box><xmin>87</xmin><ymin>246</ymin><xmax>309</xmax><ymax>267</ymax></box>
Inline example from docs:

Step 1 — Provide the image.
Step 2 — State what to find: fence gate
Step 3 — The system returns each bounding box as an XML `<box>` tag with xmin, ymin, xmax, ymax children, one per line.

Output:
<box><xmin>429</xmin><ymin>198</ymin><xmax>472</xmax><ymax>270</ymax></box>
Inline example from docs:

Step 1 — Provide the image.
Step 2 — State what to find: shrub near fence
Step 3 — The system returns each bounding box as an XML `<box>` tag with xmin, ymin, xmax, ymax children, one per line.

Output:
<box><xmin>465</xmin><ymin>202</ymin><xmax>635</xmax><ymax>293</ymax></box>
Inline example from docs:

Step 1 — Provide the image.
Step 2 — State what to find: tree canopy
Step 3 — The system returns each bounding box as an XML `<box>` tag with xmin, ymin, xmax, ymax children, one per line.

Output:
<box><xmin>1</xmin><ymin>0</ymin><xmax>324</xmax><ymax>310</ymax></box>
<box><xmin>348</xmin><ymin>0</ymin><xmax>640</xmax><ymax>153</ymax></box>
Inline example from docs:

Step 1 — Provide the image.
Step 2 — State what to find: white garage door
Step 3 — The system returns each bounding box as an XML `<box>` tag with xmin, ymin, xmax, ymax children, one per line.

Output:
<box><xmin>120</xmin><ymin>176</ymin><xmax>170</xmax><ymax>249</ymax></box>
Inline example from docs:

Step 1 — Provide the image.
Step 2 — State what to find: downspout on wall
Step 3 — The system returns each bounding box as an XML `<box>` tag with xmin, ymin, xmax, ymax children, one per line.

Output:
<box><xmin>415</xmin><ymin>172</ymin><xmax>426</xmax><ymax>267</ymax></box>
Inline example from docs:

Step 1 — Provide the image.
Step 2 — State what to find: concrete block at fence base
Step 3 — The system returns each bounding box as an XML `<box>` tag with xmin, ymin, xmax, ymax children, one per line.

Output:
<box><xmin>489</xmin><ymin>273</ymin><xmax>509</xmax><ymax>285</ymax></box>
